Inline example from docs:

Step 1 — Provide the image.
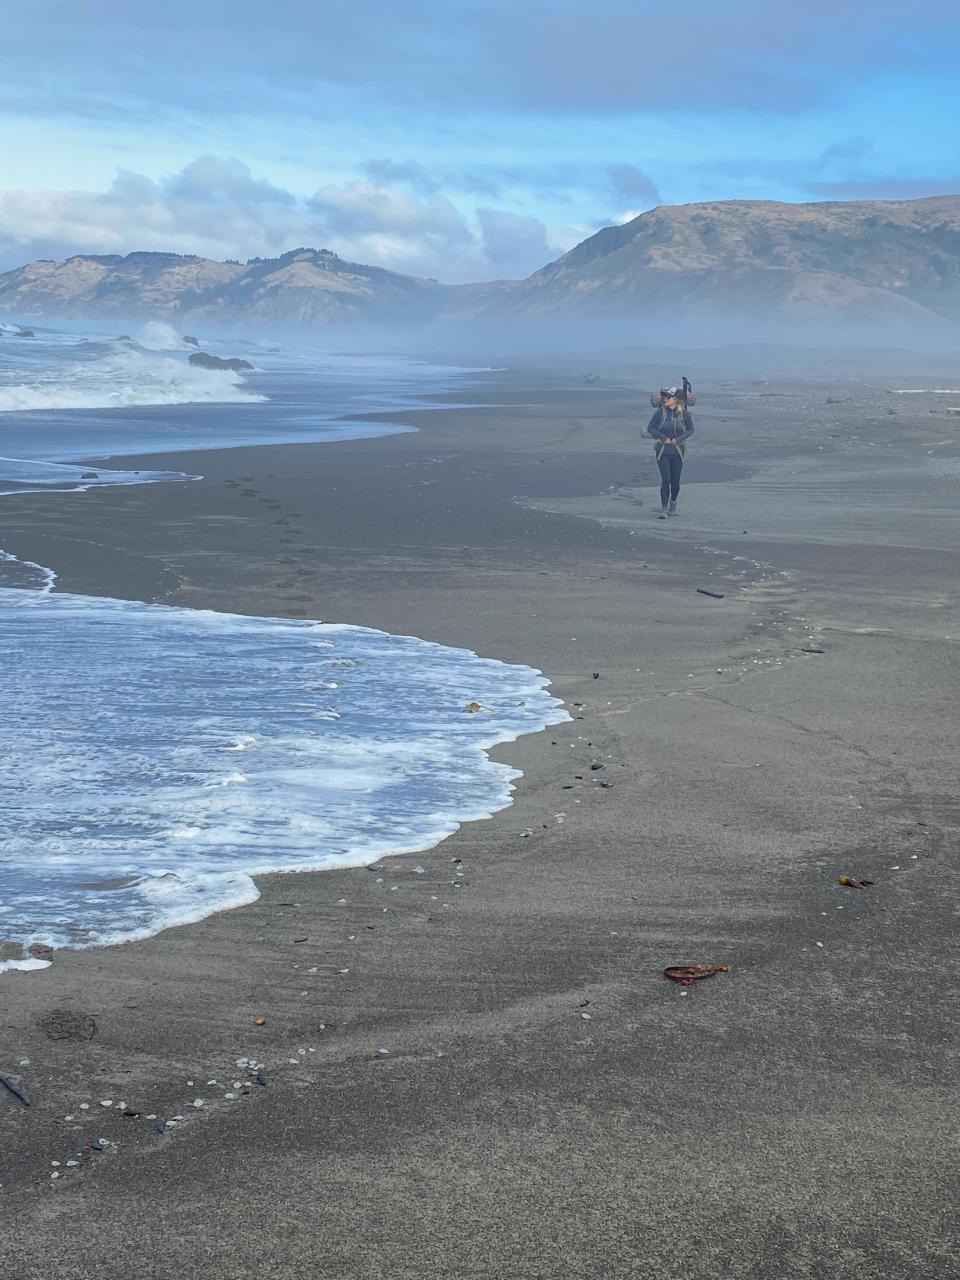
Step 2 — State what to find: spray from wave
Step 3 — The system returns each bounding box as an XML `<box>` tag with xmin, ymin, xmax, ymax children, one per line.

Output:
<box><xmin>135</xmin><ymin>320</ymin><xmax>196</xmax><ymax>351</ymax></box>
<box><xmin>0</xmin><ymin>342</ymin><xmax>265</xmax><ymax>413</ymax></box>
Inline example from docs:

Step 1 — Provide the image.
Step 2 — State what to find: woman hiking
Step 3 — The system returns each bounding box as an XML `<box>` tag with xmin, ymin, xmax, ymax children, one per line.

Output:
<box><xmin>647</xmin><ymin>385</ymin><xmax>695</xmax><ymax>518</ymax></box>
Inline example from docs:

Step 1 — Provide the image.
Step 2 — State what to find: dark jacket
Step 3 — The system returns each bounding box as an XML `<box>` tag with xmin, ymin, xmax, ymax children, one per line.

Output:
<box><xmin>647</xmin><ymin>406</ymin><xmax>694</xmax><ymax>455</ymax></box>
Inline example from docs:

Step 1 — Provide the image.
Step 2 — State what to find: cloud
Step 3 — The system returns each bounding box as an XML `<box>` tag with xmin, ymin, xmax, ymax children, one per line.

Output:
<box><xmin>0</xmin><ymin>156</ymin><xmax>561</xmax><ymax>283</ymax></box>
<box><xmin>476</xmin><ymin>209</ymin><xmax>554</xmax><ymax>280</ymax></box>
<box><xmin>818</xmin><ymin>137</ymin><xmax>873</xmax><ymax>169</ymax></box>
<box><xmin>363</xmin><ymin>159</ymin><xmax>504</xmax><ymax>199</ymax></box>
<box><xmin>167</xmin><ymin>157</ymin><xmax>297</xmax><ymax>207</ymax></box>
<box><xmin>608</xmin><ymin>166</ymin><xmax>662</xmax><ymax>206</ymax></box>
<box><xmin>362</xmin><ymin>160</ymin><xmax>442</xmax><ymax>196</ymax></box>
<box><xmin>5</xmin><ymin>0</ymin><xmax>960</xmax><ymax>120</ymax></box>
<box><xmin>805</xmin><ymin>178</ymin><xmax>960</xmax><ymax>200</ymax></box>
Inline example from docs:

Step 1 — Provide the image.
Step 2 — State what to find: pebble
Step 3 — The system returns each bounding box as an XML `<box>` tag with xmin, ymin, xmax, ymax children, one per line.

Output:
<box><xmin>100</xmin><ymin>1100</ymin><xmax>113</xmax><ymax>1107</ymax></box>
<box><xmin>64</xmin><ymin>1115</ymin><xmax>74</xmax><ymax>1121</ymax></box>
<box><xmin>51</xmin><ymin>1161</ymin><xmax>61</xmax><ymax>1167</ymax></box>
<box><xmin>581</xmin><ymin>1013</ymin><xmax>592</xmax><ymax>1020</ymax></box>
<box><xmin>66</xmin><ymin>1160</ymin><xmax>79</xmax><ymax>1167</ymax></box>
<box><xmin>79</xmin><ymin>1103</ymin><xmax>90</xmax><ymax>1110</ymax></box>
<box><xmin>224</xmin><ymin>1093</ymin><xmax>235</xmax><ymax>1100</ymax></box>
<box><xmin>192</xmin><ymin>1099</ymin><xmax>204</xmax><ymax>1109</ymax></box>
<box><xmin>50</xmin><ymin>1172</ymin><xmax>60</xmax><ymax>1180</ymax></box>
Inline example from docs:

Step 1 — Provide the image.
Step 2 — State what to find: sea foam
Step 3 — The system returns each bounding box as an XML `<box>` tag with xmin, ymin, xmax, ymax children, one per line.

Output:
<box><xmin>0</xmin><ymin>586</ymin><xmax>568</xmax><ymax>961</ymax></box>
<box><xmin>0</xmin><ymin>345</ymin><xmax>265</xmax><ymax>413</ymax></box>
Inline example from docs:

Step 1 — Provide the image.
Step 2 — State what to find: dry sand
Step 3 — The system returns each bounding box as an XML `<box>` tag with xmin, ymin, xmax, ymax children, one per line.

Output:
<box><xmin>1</xmin><ymin>361</ymin><xmax>959</xmax><ymax>1278</ymax></box>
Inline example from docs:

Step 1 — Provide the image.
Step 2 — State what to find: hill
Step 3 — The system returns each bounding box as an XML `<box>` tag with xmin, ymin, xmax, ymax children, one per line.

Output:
<box><xmin>483</xmin><ymin>197</ymin><xmax>960</xmax><ymax>343</ymax></box>
<box><xmin>3</xmin><ymin>197</ymin><xmax>960</xmax><ymax>344</ymax></box>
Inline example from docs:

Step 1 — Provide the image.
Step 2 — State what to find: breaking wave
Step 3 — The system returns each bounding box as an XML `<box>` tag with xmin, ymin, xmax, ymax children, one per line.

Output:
<box><xmin>0</xmin><ymin>345</ymin><xmax>265</xmax><ymax>413</ymax></box>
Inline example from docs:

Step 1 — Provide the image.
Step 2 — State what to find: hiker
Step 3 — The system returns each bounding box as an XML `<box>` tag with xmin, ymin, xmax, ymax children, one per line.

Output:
<box><xmin>647</xmin><ymin>385</ymin><xmax>695</xmax><ymax>518</ymax></box>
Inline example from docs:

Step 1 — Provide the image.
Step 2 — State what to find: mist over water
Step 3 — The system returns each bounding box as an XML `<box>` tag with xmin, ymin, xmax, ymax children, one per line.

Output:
<box><xmin>0</xmin><ymin>322</ymin><xmax>495</xmax><ymax>490</ymax></box>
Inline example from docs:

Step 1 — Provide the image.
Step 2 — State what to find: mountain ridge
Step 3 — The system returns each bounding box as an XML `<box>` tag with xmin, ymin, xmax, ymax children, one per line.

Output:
<box><xmin>3</xmin><ymin>196</ymin><xmax>960</xmax><ymax>343</ymax></box>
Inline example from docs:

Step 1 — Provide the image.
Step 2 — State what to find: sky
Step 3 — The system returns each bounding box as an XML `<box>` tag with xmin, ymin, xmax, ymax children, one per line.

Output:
<box><xmin>1</xmin><ymin>0</ymin><xmax>958</xmax><ymax>282</ymax></box>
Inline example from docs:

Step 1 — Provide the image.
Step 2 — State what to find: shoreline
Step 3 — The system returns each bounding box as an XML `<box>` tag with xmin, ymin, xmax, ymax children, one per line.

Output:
<box><xmin>3</xmin><ymin>362</ymin><xmax>959</xmax><ymax>1278</ymax></box>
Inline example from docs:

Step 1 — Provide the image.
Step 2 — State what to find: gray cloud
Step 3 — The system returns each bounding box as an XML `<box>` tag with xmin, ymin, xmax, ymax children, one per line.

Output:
<box><xmin>805</xmin><ymin>178</ymin><xmax>960</xmax><ymax>199</ymax></box>
<box><xmin>476</xmin><ymin>209</ymin><xmax>553</xmax><ymax>280</ymax></box>
<box><xmin>818</xmin><ymin>137</ymin><xmax>873</xmax><ymax>168</ymax></box>
<box><xmin>608</xmin><ymin>166</ymin><xmax>662</xmax><ymax>205</ymax></box>
<box><xmin>0</xmin><ymin>157</ymin><xmax>560</xmax><ymax>282</ymax></box>
<box><xmin>5</xmin><ymin>0</ymin><xmax>960</xmax><ymax>119</ymax></box>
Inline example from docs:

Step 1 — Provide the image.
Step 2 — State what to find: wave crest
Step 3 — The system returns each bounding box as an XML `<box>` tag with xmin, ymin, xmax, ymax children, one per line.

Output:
<box><xmin>0</xmin><ymin>347</ymin><xmax>265</xmax><ymax>413</ymax></box>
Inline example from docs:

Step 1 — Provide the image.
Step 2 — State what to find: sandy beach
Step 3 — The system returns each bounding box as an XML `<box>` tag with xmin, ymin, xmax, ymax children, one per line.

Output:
<box><xmin>2</xmin><ymin>359</ymin><xmax>959</xmax><ymax>1278</ymax></box>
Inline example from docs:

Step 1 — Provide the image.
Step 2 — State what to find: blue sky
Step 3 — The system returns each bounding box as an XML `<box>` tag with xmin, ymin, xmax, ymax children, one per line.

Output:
<box><xmin>1</xmin><ymin>0</ymin><xmax>958</xmax><ymax>281</ymax></box>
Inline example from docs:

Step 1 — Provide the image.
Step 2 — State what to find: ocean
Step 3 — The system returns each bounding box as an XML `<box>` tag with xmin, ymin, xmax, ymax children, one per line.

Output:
<box><xmin>0</xmin><ymin>322</ymin><xmax>567</xmax><ymax>971</ymax></box>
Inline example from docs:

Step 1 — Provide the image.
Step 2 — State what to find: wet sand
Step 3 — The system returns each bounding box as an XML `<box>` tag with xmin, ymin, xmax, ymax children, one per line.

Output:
<box><xmin>2</xmin><ymin>362</ymin><xmax>959</xmax><ymax>1278</ymax></box>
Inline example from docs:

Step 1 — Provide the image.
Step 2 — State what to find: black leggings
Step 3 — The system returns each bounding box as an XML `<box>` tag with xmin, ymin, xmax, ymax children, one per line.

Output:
<box><xmin>657</xmin><ymin>451</ymin><xmax>683</xmax><ymax>505</ymax></box>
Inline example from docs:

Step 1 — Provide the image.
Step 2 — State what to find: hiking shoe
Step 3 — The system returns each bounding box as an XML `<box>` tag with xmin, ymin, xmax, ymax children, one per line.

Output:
<box><xmin>667</xmin><ymin>500</ymin><xmax>679</xmax><ymax>516</ymax></box>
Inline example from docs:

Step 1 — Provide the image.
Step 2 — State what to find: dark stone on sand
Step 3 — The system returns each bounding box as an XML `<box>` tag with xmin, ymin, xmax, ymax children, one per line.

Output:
<box><xmin>16</xmin><ymin>328</ymin><xmax>34</xmax><ymax>337</ymax></box>
<box><xmin>1</xmin><ymin>940</ymin><xmax>25</xmax><ymax>961</ymax></box>
<box><xmin>80</xmin><ymin>471</ymin><xmax>98</xmax><ymax>480</ymax></box>
<box><xmin>183</xmin><ymin>334</ymin><xmax>200</xmax><ymax>347</ymax></box>
<box><xmin>39</xmin><ymin>1009</ymin><xmax>97</xmax><ymax>1041</ymax></box>
<box><xmin>189</xmin><ymin>352</ymin><xmax>253</xmax><ymax>371</ymax></box>
<box><xmin>28</xmin><ymin>943</ymin><xmax>54</xmax><ymax>961</ymax></box>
